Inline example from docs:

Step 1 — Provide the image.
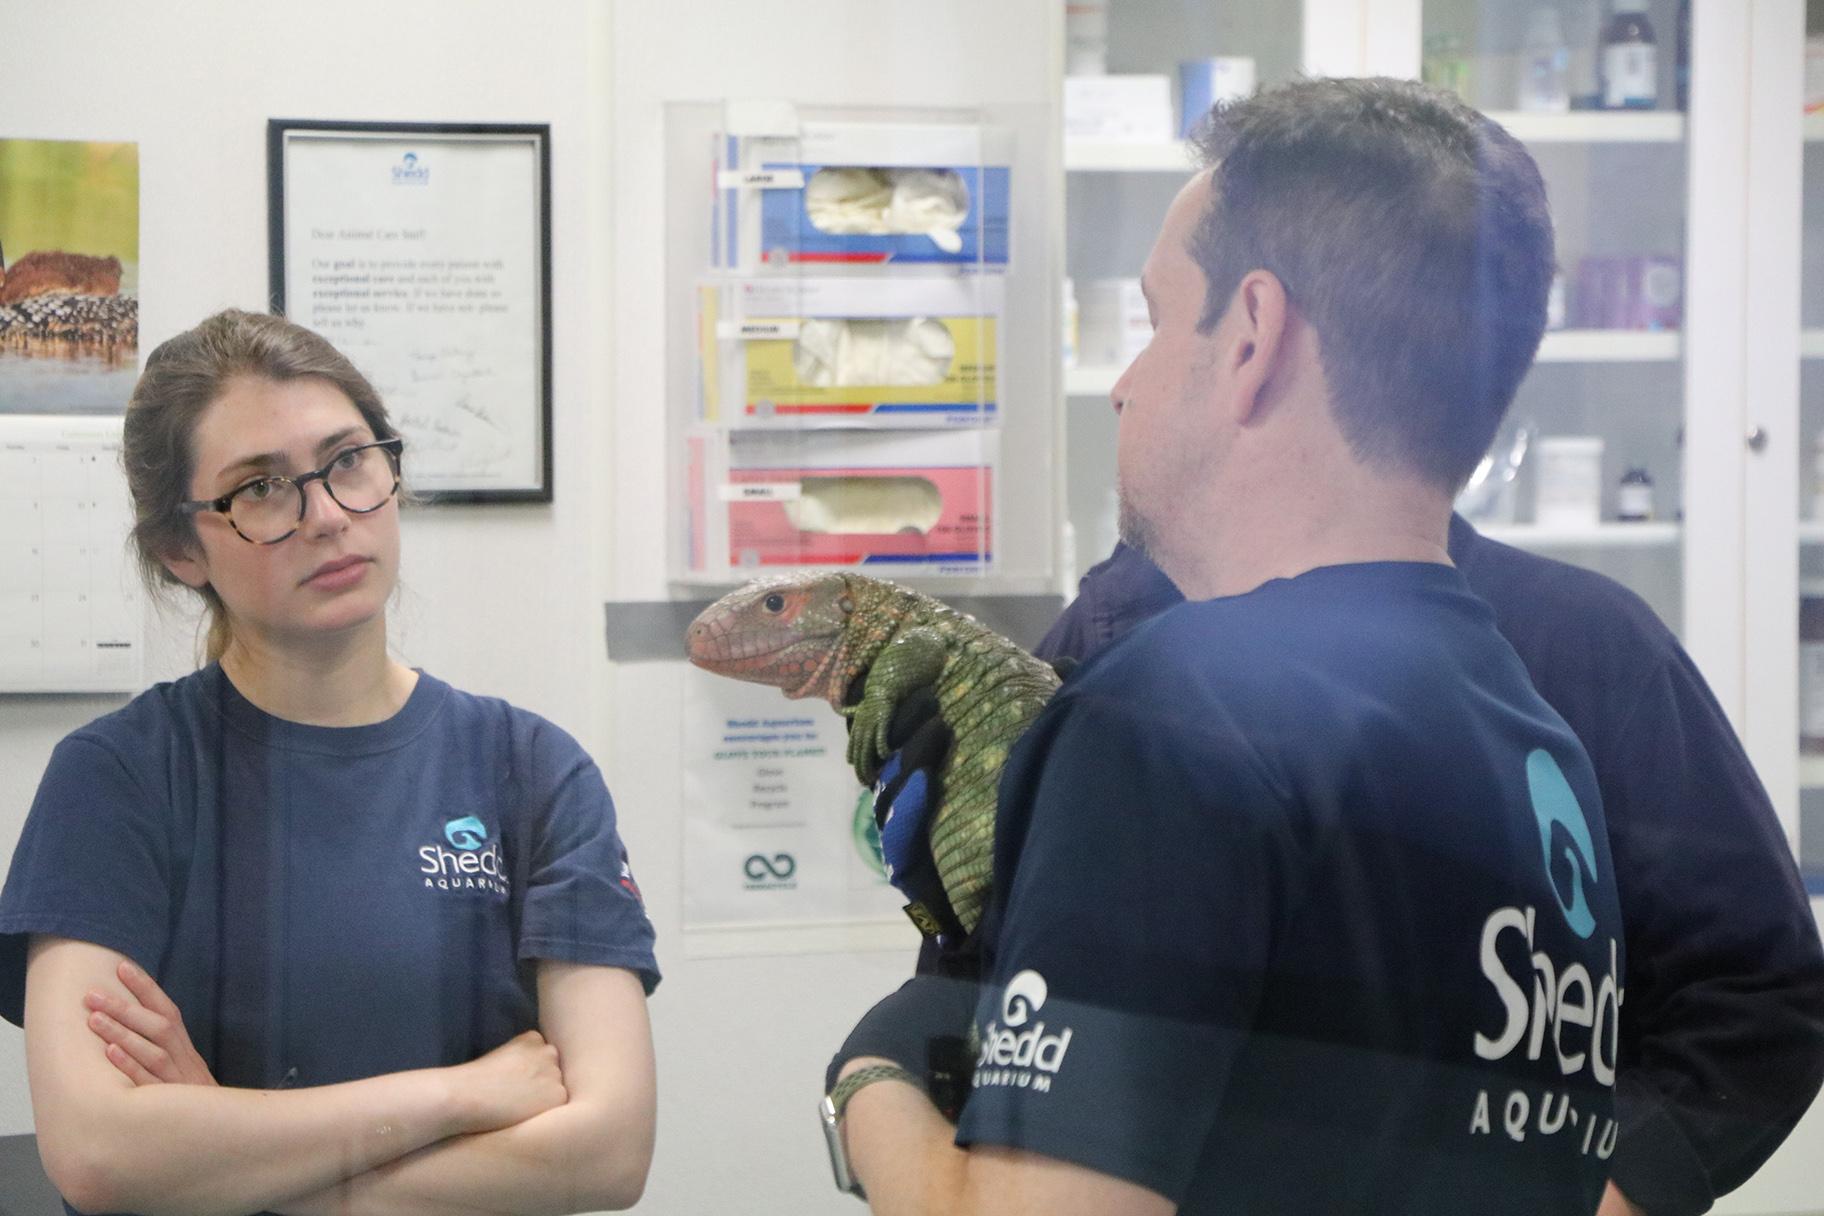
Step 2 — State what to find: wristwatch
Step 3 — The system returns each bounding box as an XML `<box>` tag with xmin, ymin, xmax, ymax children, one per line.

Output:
<box><xmin>820</xmin><ymin>1063</ymin><xmax>919</xmax><ymax>1198</ymax></box>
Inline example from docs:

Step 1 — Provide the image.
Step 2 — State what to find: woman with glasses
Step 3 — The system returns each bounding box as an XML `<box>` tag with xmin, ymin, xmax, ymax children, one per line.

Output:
<box><xmin>0</xmin><ymin>310</ymin><xmax>659</xmax><ymax>1215</ymax></box>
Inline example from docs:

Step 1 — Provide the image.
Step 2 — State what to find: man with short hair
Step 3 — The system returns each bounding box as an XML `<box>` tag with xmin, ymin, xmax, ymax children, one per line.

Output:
<box><xmin>824</xmin><ymin>77</ymin><xmax>1624</xmax><ymax>1215</ymax></box>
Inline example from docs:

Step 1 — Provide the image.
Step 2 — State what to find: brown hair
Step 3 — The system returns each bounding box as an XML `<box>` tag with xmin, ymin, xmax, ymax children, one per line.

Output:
<box><xmin>1187</xmin><ymin>78</ymin><xmax>1555</xmax><ymax>492</ymax></box>
<box><xmin>122</xmin><ymin>309</ymin><xmax>399</xmax><ymax>663</ymax></box>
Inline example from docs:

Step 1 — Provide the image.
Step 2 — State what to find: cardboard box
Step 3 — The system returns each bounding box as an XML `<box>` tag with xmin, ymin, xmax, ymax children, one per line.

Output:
<box><xmin>716</xmin><ymin>122</ymin><xmax>1012</xmax><ymax>269</ymax></box>
<box><xmin>1064</xmin><ymin>75</ymin><xmax>1175</xmax><ymax>142</ymax></box>
<box><xmin>685</xmin><ymin>426</ymin><xmax>995</xmax><ymax>577</ymax></box>
<box><xmin>701</xmin><ymin>276</ymin><xmax>1002</xmax><ymax>427</ymax></box>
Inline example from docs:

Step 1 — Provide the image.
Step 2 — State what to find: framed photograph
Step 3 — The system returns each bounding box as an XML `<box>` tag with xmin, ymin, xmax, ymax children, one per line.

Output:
<box><xmin>268</xmin><ymin>120</ymin><xmax>552</xmax><ymax>502</ymax></box>
<box><xmin>0</xmin><ymin>138</ymin><xmax>140</xmax><ymax>414</ymax></box>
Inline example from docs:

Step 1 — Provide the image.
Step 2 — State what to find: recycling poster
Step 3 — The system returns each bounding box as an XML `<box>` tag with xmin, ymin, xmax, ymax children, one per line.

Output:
<box><xmin>681</xmin><ymin>666</ymin><xmax>908</xmax><ymax>947</ymax></box>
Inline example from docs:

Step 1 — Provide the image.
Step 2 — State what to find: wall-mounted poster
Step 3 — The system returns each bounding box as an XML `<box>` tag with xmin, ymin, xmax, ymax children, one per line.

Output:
<box><xmin>679</xmin><ymin>664</ymin><xmax>910</xmax><ymax>957</ymax></box>
<box><xmin>268</xmin><ymin>121</ymin><xmax>552</xmax><ymax>503</ymax></box>
<box><xmin>0</xmin><ymin>139</ymin><xmax>140</xmax><ymax>414</ymax></box>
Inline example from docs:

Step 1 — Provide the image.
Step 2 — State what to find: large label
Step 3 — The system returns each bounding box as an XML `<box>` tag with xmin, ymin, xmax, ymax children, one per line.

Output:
<box><xmin>1603</xmin><ymin>44</ymin><xmax>1658</xmax><ymax>108</ymax></box>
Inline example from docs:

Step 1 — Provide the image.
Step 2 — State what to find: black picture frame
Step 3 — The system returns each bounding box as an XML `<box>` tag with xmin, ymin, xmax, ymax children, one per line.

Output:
<box><xmin>266</xmin><ymin>119</ymin><xmax>553</xmax><ymax>504</ymax></box>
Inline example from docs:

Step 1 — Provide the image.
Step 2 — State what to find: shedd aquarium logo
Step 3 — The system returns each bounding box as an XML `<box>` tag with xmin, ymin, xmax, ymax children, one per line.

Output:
<box><xmin>975</xmin><ymin>969</ymin><xmax>1073</xmax><ymax>1095</ymax></box>
<box><xmin>1466</xmin><ymin>749</ymin><xmax>1622</xmax><ymax>1161</ymax></box>
<box><xmin>392</xmin><ymin>151</ymin><xmax>430</xmax><ymax>185</ymax></box>
<box><xmin>418</xmin><ymin>814</ymin><xmax>509</xmax><ymax>895</ymax></box>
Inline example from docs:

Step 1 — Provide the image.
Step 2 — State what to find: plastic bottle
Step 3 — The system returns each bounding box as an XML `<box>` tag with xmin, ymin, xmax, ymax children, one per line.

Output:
<box><xmin>1617</xmin><ymin>466</ymin><xmax>1654</xmax><ymax>521</ymax></box>
<box><xmin>1602</xmin><ymin>0</ymin><xmax>1659</xmax><ymax>110</ymax></box>
<box><xmin>1064</xmin><ymin>1</ymin><xmax>1109</xmax><ymax>76</ymax></box>
<box><xmin>1520</xmin><ymin>6</ymin><xmax>1572</xmax><ymax>113</ymax></box>
<box><xmin>1422</xmin><ymin>33</ymin><xmax>1472</xmax><ymax>103</ymax></box>
<box><xmin>1566</xmin><ymin>0</ymin><xmax>1605</xmax><ymax>109</ymax></box>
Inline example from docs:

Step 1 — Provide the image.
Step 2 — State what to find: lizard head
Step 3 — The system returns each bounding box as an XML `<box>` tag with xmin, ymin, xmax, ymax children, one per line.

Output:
<box><xmin>686</xmin><ymin>572</ymin><xmax>871</xmax><ymax>702</ymax></box>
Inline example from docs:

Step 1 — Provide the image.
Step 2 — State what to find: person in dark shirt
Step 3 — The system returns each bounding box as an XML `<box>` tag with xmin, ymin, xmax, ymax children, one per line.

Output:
<box><xmin>822</xmin><ymin>78</ymin><xmax>1626</xmax><ymax>1215</ymax></box>
<box><xmin>1040</xmin><ymin>531</ymin><xmax>1824</xmax><ymax>1216</ymax></box>
<box><xmin>0</xmin><ymin>310</ymin><xmax>660</xmax><ymax>1216</ymax></box>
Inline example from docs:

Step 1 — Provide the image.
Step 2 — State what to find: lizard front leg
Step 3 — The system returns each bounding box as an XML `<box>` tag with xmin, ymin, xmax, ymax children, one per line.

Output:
<box><xmin>846</xmin><ymin>627</ymin><xmax>948</xmax><ymax>784</ymax></box>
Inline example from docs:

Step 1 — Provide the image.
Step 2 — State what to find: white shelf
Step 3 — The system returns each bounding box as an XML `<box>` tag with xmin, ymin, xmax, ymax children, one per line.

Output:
<box><xmin>1484</xmin><ymin>111</ymin><xmax>1685</xmax><ymax>143</ymax></box>
<box><xmin>1063</xmin><ymin>331</ymin><xmax>1675</xmax><ymax>395</ymax></box>
<box><xmin>1476</xmin><ymin>522</ymin><xmax>1681</xmax><ymax>549</ymax></box>
<box><xmin>1803</xmin><ymin>330</ymin><xmax>1824</xmax><ymax>359</ymax></box>
<box><xmin>1537</xmin><ymin>330</ymin><xmax>1679</xmax><ymax>361</ymax></box>
<box><xmin>1803</xmin><ymin>756</ymin><xmax>1824</xmax><ymax>789</ymax></box>
<box><xmin>1064</xmin><ymin>364</ymin><xmax>1120</xmax><ymax>397</ymax></box>
<box><xmin>1063</xmin><ymin>115</ymin><xmax>1684</xmax><ymax>172</ymax></box>
<box><xmin>1800</xmin><ymin>522</ymin><xmax>1824</xmax><ymax>544</ymax></box>
<box><xmin>1064</xmin><ymin>139</ymin><xmax>1194</xmax><ymax>172</ymax></box>
<box><xmin>1806</xmin><ymin>113</ymin><xmax>1824</xmax><ymax>142</ymax></box>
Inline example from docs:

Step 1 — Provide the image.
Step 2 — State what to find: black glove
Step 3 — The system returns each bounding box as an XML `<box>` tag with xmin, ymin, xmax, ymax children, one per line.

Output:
<box><xmin>827</xmin><ymin>974</ymin><xmax>980</xmax><ymax>1123</ymax></box>
<box><xmin>870</xmin><ymin>687</ymin><xmax>964</xmax><ymax>945</ymax></box>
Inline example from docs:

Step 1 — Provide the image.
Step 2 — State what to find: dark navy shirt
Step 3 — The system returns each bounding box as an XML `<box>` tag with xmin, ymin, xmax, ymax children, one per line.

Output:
<box><xmin>957</xmin><ymin>562</ymin><xmax>1622</xmax><ymax>1214</ymax></box>
<box><xmin>0</xmin><ymin>666</ymin><xmax>657</xmax><ymax>1147</ymax></box>
<box><xmin>1028</xmin><ymin>525</ymin><xmax>1824</xmax><ymax>1215</ymax></box>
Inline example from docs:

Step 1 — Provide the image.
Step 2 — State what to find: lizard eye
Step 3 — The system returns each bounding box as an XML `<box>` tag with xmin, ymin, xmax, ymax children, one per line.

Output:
<box><xmin>763</xmin><ymin>593</ymin><xmax>785</xmax><ymax>613</ymax></box>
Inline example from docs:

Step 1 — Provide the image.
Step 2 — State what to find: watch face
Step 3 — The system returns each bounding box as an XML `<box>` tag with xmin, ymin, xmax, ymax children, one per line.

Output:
<box><xmin>821</xmin><ymin>1096</ymin><xmax>858</xmax><ymax>1194</ymax></box>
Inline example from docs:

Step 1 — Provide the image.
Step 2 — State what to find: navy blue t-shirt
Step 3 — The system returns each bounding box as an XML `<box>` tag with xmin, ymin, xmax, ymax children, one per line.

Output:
<box><xmin>956</xmin><ymin>562</ymin><xmax>1623</xmax><ymax>1214</ymax></box>
<box><xmin>0</xmin><ymin>665</ymin><xmax>658</xmax><ymax>1100</ymax></box>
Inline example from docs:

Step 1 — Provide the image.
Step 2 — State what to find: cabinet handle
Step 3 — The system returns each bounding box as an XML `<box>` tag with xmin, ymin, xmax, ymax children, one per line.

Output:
<box><xmin>1746</xmin><ymin>426</ymin><xmax>1769</xmax><ymax>453</ymax></box>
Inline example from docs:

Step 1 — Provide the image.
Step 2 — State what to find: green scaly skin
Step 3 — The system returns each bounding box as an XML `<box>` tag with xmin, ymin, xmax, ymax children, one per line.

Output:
<box><xmin>686</xmin><ymin>572</ymin><xmax>1060</xmax><ymax>934</ymax></box>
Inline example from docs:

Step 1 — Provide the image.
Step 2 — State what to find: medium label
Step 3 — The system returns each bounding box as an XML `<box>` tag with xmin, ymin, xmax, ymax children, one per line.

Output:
<box><xmin>715</xmin><ymin>319</ymin><xmax>802</xmax><ymax>341</ymax></box>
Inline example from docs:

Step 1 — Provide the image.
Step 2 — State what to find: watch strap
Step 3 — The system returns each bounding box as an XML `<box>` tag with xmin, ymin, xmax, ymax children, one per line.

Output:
<box><xmin>830</xmin><ymin>1063</ymin><xmax>920</xmax><ymax>1120</ymax></box>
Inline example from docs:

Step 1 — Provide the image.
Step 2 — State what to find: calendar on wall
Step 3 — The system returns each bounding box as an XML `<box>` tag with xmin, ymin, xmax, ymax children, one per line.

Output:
<box><xmin>0</xmin><ymin>415</ymin><xmax>144</xmax><ymax>693</ymax></box>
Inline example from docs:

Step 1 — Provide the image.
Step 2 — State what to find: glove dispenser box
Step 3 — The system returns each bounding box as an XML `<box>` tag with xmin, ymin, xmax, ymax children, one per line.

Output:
<box><xmin>715</xmin><ymin>121</ymin><xmax>1012</xmax><ymax>269</ymax></box>
<box><xmin>700</xmin><ymin>276</ymin><xmax>1002</xmax><ymax>427</ymax></box>
<box><xmin>685</xmin><ymin>425</ymin><xmax>995</xmax><ymax>578</ymax></box>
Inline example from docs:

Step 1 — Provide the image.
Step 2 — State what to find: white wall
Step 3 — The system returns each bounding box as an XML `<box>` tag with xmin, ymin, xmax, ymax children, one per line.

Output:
<box><xmin>603</xmin><ymin>4</ymin><xmax>1053</xmax><ymax>1211</ymax></box>
<box><xmin>0</xmin><ymin>1</ymin><xmax>1052</xmax><ymax>1212</ymax></box>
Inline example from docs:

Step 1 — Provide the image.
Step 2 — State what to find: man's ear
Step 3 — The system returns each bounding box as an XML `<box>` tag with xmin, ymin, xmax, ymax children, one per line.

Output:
<box><xmin>1223</xmin><ymin>269</ymin><xmax>1290</xmax><ymax>426</ymax></box>
<box><xmin>160</xmin><ymin>545</ymin><xmax>210</xmax><ymax>591</ymax></box>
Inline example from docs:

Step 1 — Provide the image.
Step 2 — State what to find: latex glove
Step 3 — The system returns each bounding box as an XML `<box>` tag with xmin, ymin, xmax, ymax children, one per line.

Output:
<box><xmin>883</xmin><ymin>169</ymin><xmax>968</xmax><ymax>253</ymax></box>
<box><xmin>804</xmin><ymin>167</ymin><xmax>897</xmax><ymax>234</ymax></box>
<box><xmin>804</xmin><ymin>167</ymin><xmax>968</xmax><ymax>252</ymax></box>
<box><xmin>792</xmin><ymin>317</ymin><xmax>954</xmax><ymax>388</ymax></box>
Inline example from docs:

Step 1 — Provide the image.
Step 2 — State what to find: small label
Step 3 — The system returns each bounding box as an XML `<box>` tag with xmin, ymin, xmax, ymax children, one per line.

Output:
<box><xmin>716</xmin><ymin>169</ymin><xmax>806</xmax><ymax>190</ymax></box>
<box><xmin>715</xmin><ymin>319</ymin><xmax>802</xmax><ymax>341</ymax></box>
<box><xmin>1603</xmin><ymin>45</ymin><xmax>1658</xmax><ymax>108</ymax></box>
<box><xmin>719</xmin><ymin>482</ymin><xmax>802</xmax><ymax>502</ymax></box>
<box><xmin>1617</xmin><ymin>484</ymin><xmax>1653</xmax><ymax>521</ymax></box>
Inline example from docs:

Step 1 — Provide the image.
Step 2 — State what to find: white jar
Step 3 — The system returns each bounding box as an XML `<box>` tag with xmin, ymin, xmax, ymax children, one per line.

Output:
<box><xmin>1534</xmin><ymin>436</ymin><xmax>1605</xmax><ymax>528</ymax></box>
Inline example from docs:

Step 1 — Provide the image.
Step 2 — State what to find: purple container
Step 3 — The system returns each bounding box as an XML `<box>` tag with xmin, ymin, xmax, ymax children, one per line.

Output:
<box><xmin>1633</xmin><ymin>256</ymin><xmax>1682</xmax><ymax>330</ymax></box>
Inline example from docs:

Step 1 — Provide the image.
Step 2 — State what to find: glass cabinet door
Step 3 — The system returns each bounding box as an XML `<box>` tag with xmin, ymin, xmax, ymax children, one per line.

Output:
<box><xmin>1061</xmin><ymin>0</ymin><xmax>1305</xmax><ymax>585</ymax></box>
<box><xmin>1418</xmin><ymin>0</ymin><xmax>1691</xmax><ymax>634</ymax></box>
<box><xmin>1797</xmin><ymin>0</ymin><xmax>1823</xmax><ymax>888</ymax></box>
